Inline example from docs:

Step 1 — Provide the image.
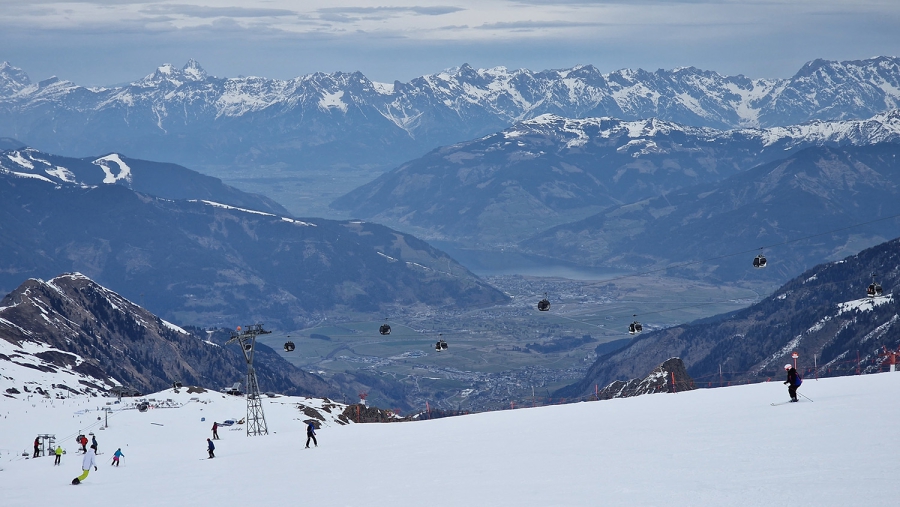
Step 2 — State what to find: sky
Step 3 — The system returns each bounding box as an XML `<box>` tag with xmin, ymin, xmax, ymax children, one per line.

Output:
<box><xmin>0</xmin><ymin>0</ymin><xmax>899</xmax><ymax>86</ymax></box>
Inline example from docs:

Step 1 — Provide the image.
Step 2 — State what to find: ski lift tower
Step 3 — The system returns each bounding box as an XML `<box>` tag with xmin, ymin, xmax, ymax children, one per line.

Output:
<box><xmin>226</xmin><ymin>324</ymin><xmax>271</xmax><ymax>436</ymax></box>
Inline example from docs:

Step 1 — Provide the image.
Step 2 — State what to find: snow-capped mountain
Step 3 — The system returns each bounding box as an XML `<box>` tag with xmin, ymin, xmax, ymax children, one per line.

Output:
<box><xmin>558</xmin><ymin>237</ymin><xmax>900</xmax><ymax>399</ymax></box>
<box><xmin>0</xmin><ymin>145</ymin><xmax>289</xmax><ymax>215</ymax></box>
<box><xmin>1</xmin><ymin>57</ymin><xmax>899</xmax><ymax>184</ymax></box>
<box><xmin>332</xmin><ymin>110</ymin><xmax>900</xmax><ymax>246</ymax></box>
<box><xmin>0</xmin><ymin>273</ymin><xmax>336</xmax><ymax>397</ymax></box>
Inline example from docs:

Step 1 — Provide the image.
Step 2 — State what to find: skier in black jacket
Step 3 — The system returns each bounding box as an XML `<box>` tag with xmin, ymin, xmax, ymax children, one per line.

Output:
<box><xmin>784</xmin><ymin>364</ymin><xmax>801</xmax><ymax>402</ymax></box>
<box><xmin>306</xmin><ymin>422</ymin><xmax>317</xmax><ymax>448</ymax></box>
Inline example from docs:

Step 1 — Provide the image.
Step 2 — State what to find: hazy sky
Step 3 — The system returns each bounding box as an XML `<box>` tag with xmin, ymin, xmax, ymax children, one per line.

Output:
<box><xmin>1</xmin><ymin>0</ymin><xmax>898</xmax><ymax>86</ymax></box>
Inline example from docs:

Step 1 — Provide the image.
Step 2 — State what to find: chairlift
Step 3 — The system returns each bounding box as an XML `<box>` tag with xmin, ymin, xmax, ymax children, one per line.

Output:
<box><xmin>537</xmin><ymin>293</ymin><xmax>551</xmax><ymax>312</ymax></box>
<box><xmin>283</xmin><ymin>341</ymin><xmax>295</xmax><ymax>352</ymax></box>
<box><xmin>867</xmin><ymin>273</ymin><xmax>883</xmax><ymax>298</ymax></box>
<box><xmin>243</xmin><ymin>343</ymin><xmax>252</xmax><ymax>351</ymax></box>
<box><xmin>753</xmin><ymin>252</ymin><xmax>767</xmax><ymax>269</ymax></box>
<box><xmin>629</xmin><ymin>315</ymin><xmax>642</xmax><ymax>335</ymax></box>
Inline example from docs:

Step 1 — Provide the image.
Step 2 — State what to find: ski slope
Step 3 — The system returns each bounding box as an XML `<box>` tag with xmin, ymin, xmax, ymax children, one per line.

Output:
<box><xmin>1</xmin><ymin>373</ymin><xmax>898</xmax><ymax>506</ymax></box>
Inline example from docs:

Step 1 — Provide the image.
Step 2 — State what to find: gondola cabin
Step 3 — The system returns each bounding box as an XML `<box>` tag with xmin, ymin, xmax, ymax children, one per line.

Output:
<box><xmin>753</xmin><ymin>254</ymin><xmax>767</xmax><ymax>268</ymax></box>
<box><xmin>379</xmin><ymin>324</ymin><xmax>392</xmax><ymax>335</ymax></box>
<box><xmin>537</xmin><ymin>299</ymin><xmax>551</xmax><ymax>311</ymax></box>
<box><xmin>283</xmin><ymin>341</ymin><xmax>295</xmax><ymax>352</ymax></box>
<box><xmin>868</xmin><ymin>282</ymin><xmax>883</xmax><ymax>298</ymax></box>
<box><xmin>629</xmin><ymin>321</ymin><xmax>643</xmax><ymax>334</ymax></box>
<box><xmin>435</xmin><ymin>339</ymin><xmax>448</xmax><ymax>351</ymax></box>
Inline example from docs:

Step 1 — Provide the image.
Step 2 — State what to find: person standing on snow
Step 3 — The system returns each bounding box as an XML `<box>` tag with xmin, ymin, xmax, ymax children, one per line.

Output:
<box><xmin>112</xmin><ymin>448</ymin><xmax>124</xmax><ymax>467</ymax></box>
<box><xmin>212</xmin><ymin>421</ymin><xmax>219</xmax><ymax>440</ymax></box>
<box><xmin>33</xmin><ymin>437</ymin><xmax>40</xmax><ymax>458</ymax></box>
<box><xmin>78</xmin><ymin>435</ymin><xmax>88</xmax><ymax>453</ymax></box>
<box><xmin>306</xmin><ymin>422</ymin><xmax>317</xmax><ymax>448</ymax></box>
<box><xmin>784</xmin><ymin>364</ymin><xmax>802</xmax><ymax>402</ymax></box>
<box><xmin>54</xmin><ymin>446</ymin><xmax>63</xmax><ymax>466</ymax></box>
<box><xmin>91</xmin><ymin>434</ymin><xmax>98</xmax><ymax>454</ymax></box>
<box><xmin>207</xmin><ymin>438</ymin><xmax>215</xmax><ymax>459</ymax></box>
<box><xmin>72</xmin><ymin>445</ymin><xmax>98</xmax><ymax>484</ymax></box>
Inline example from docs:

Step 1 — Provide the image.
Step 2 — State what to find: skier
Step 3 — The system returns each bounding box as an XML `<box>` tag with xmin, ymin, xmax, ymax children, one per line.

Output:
<box><xmin>212</xmin><ymin>421</ymin><xmax>219</xmax><ymax>440</ymax></box>
<box><xmin>207</xmin><ymin>438</ymin><xmax>215</xmax><ymax>459</ymax></box>
<box><xmin>54</xmin><ymin>446</ymin><xmax>63</xmax><ymax>466</ymax></box>
<box><xmin>91</xmin><ymin>434</ymin><xmax>98</xmax><ymax>454</ymax></box>
<box><xmin>112</xmin><ymin>448</ymin><xmax>124</xmax><ymax>467</ymax></box>
<box><xmin>72</xmin><ymin>445</ymin><xmax>97</xmax><ymax>484</ymax></box>
<box><xmin>305</xmin><ymin>422</ymin><xmax>317</xmax><ymax>448</ymax></box>
<box><xmin>33</xmin><ymin>437</ymin><xmax>40</xmax><ymax>458</ymax></box>
<box><xmin>78</xmin><ymin>435</ymin><xmax>88</xmax><ymax>453</ymax></box>
<box><xmin>784</xmin><ymin>363</ymin><xmax>802</xmax><ymax>402</ymax></box>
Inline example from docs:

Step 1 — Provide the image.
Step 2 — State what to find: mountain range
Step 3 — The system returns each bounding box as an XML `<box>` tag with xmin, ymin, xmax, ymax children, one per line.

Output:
<box><xmin>0</xmin><ymin>146</ymin><xmax>507</xmax><ymax>329</ymax></box>
<box><xmin>333</xmin><ymin>111</ymin><xmax>900</xmax><ymax>249</ymax></box>
<box><xmin>3</xmin><ymin>57</ymin><xmax>900</xmax><ymax>214</ymax></box>
<box><xmin>557</xmin><ymin>236</ymin><xmax>900</xmax><ymax>398</ymax></box>
<box><xmin>525</xmin><ymin>142</ymin><xmax>900</xmax><ymax>281</ymax></box>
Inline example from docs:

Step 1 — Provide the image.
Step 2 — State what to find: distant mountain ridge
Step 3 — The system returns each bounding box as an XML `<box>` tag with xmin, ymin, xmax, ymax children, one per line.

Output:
<box><xmin>0</xmin><ymin>145</ymin><xmax>289</xmax><ymax>215</ymax></box>
<box><xmin>2</xmin><ymin>57</ymin><xmax>900</xmax><ymax>181</ymax></box>
<box><xmin>524</xmin><ymin>142</ymin><xmax>900</xmax><ymax>281</ymax></box>
<box><xmin>0</xmin><ymin>158</ymin><xmax>507</xmax><ymax>329</ymax></box>
<box><xmin>333</xmin><ymin>111</ymin><xmax>900</xmax><ymax>245</ymax></box>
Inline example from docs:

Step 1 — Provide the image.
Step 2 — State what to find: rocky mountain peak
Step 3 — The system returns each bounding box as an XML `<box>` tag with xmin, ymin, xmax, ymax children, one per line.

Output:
<box><xmin>137</xmin><ymin>60</ymin><xmax>208</xmax><ymax>87</ymax></box>
<box><xmin>0</xmin><ymin>62</ymin><xmax>32</xmax><ymax>97</ymax></box>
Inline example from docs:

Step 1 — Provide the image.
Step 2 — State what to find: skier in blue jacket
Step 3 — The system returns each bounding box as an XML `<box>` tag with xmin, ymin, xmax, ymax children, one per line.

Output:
<box><xmin>207</xmin><ymin>438</ymin><xmax>215</xmax><ymax>458</ymax></box>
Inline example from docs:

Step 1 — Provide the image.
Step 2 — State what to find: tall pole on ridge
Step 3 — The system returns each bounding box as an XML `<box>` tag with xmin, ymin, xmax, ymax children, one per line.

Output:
<box><xmin>226</xmin><ymin>324</ymin><xmax>271</xmax><ymax>436</ymax></box>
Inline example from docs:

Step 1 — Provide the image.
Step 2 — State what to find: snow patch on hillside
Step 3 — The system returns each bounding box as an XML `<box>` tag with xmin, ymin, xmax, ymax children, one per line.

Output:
<box><xmin>92</xmin><ymin>154</ymin><xmax>132</xmax><ymax>185</ymax></box>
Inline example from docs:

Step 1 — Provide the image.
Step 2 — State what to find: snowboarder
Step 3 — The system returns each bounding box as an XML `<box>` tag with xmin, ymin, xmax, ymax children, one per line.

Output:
<box><xmin>33</xmin><ymin>437</ymin><xmax>40</xmax><ymax>458</ymax></box>
<box><xmin>784</xmin><ymin>364</ymin><xmax>802</xmax><ymax>402</ymax></box>
<box><xmin>112</xmin><ymin>448</ymin><xmax>124</xmax><ymax>467</ymax></box>
<box><xmin>305</xmin><ymin>422</ymin><xmax>317</xmax><ymax>448</ymax></box>
<box><xmin>212</xmin><ymin>421</ymin><xmax>219</xmax><ymax>440</ymax></box>
<box><xmin>54</xmin><ymin>446</ymin><xmax>63</xmax><ymax>466</ymax></box>
<box><xmin>207</xmin><ymin>438</ymin><xmax>215</xmax><ymax>459</ymax></box>
<box><xmin>72</xmin><ymin>445</ymin><xmax>97</xmax><ymax>484</ymax></box>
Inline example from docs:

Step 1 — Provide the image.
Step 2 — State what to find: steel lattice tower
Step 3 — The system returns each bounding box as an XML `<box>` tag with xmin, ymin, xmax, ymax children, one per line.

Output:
<box><xmin>226</xmin><ymin>324</ymin><xmax>271</xmax><ymax>436</ymax></box>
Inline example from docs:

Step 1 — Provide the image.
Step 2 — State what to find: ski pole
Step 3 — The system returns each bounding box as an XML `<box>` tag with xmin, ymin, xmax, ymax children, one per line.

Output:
<box><xmin>799</xmin><ymin>392</ymin><xmax>814</xmax><ymax>402</ymax></box>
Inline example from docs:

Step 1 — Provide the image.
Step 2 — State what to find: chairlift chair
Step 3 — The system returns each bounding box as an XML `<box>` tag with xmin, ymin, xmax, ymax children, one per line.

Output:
<box><xmin>283</xmin><ymin>341</ymin><xmax>295</xmax><ymax>352</ymax></box>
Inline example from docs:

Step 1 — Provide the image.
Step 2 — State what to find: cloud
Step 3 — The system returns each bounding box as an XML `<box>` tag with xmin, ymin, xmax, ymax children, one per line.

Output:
<box><xmin>140</xmin><ymin>4</ymin><xmax>297</xmax><ymax>19</ymax></box>
<box><xmin>315</xmin><ymin>5</ymin><xmax>464</xmax><ymax>22</ymax></box>
<box><xmin>476</xmin><ymin>20</ymin><xmax>608</xmax><ymax>30</ymax></box>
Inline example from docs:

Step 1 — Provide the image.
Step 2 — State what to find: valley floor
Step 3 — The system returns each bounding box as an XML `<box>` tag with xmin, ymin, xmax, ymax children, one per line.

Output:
<box><xmin>2</xmin><ymin>372</ymin><xmax>898</xmax><ymax>506</ymax></box>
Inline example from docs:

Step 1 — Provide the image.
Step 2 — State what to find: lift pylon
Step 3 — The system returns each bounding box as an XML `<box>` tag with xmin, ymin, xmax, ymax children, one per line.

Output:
<box><xmin>226</xmin><ymin>324</ymin><xmax>272</xmax><ymax>436</ymax></box>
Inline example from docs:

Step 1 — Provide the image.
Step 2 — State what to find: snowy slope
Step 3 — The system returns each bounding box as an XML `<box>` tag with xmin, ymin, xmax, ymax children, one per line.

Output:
<box><xmin>2</xmin><ymin>372</ymin><xmax>898</xmax><ymax>506</ymax></box>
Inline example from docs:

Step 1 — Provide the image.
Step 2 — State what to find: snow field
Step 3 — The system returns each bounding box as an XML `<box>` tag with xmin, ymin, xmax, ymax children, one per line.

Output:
<box><xmin>1</xmin><ymin>373</ymin><xmax>898</xmax><ymax>506</ymax></box>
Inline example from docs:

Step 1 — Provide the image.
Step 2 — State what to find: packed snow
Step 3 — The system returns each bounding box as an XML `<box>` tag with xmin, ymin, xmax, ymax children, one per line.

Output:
<box><xmin>1</xmin><ymin>369</ymin><xmax>898</xmax><ymax>506</ymax></box>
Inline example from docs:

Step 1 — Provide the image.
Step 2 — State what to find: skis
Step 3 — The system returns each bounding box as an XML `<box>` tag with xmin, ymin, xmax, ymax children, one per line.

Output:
<box><xmin>771</xmin><ymin>400</ymin><xmax>801</xmax><ymax>406</ymax></box>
